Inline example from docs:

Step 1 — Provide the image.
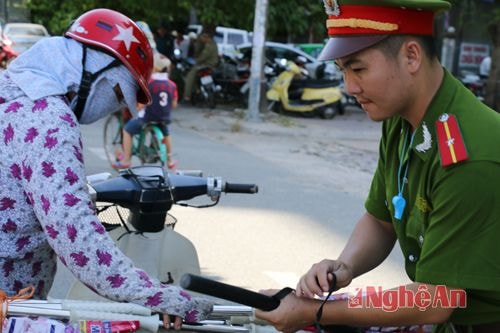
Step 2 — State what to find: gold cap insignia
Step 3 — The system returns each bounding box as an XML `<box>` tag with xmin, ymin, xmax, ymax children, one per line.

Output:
<box><xmin>323</xmin><ymin>0</ymin><xmax>340</xmax><ymax>16</ymax></box>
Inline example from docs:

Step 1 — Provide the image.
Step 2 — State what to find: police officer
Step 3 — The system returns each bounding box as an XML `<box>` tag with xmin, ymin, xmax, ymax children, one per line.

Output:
<box><xmin>255</xmin><ymin>1</ymin><xmax>500</xmax><ymax>332</ymax></box>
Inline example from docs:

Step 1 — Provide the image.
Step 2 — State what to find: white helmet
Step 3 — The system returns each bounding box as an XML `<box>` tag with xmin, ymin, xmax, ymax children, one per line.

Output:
<box><xmin>154</xmin><ymin>53</ymin><xmax>171</xmax><ymax>72</ymax></box>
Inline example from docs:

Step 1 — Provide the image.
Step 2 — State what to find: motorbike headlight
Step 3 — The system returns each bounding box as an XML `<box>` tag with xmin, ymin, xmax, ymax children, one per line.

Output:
<box><xmin>264</xmin><ymin>66</ymin><xmax>274</xmax><ymax>75</ymax></box>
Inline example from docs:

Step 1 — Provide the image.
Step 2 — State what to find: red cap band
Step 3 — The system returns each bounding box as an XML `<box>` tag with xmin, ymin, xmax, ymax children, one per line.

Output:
<box><xmin>326</xmin><ymin>5</ymin><xmax>435</xmax><ymax>36</ymax></box>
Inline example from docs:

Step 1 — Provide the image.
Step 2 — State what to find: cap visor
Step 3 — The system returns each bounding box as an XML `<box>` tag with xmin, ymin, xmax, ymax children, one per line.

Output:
<box><xmin>318</xmin><ymin>35</ymin><xmax>388</xmax><ymax>61</ymax></box>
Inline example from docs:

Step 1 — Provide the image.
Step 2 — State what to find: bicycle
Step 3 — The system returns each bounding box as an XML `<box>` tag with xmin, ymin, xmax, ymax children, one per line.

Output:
<box><xmin>103</xmin><ymin>108</ymin><xmax>169</xmax><ymax>169</ymax></box>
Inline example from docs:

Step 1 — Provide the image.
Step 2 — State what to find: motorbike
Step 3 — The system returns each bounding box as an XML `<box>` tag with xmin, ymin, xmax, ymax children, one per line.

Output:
<box><xmin>27</xmin><ymin>166</ymin><xmax>429</xmax><ymax>333</ymax></box>
<box><xmin>266</xmin><ymin>59</ymin><xmax>343</xmax><ymax>119</ymax></box>
<box><xmin>57</xmin><ymin>165</ymin><xmax>258</xmax><ymax>295</ymax></box>
<box><xmin>192</xmin><ymin>65</ymin><xmax>218</xmax><ymax>109</ymax></box>
<box><xmin>45</xmin><ymin>166</ymin><xmax>267</xmax><ymax>332</ymax></box>
<box><xmin>238</xmin><ymin>57</ymin><xmax>284</xmax><ymax>109</ymax></box>
<box><xmin>170</xmin><ymin>49</ymin><xmax>188</xmax><ymax>100</ymax></box>
<box><xmin>459</xmin><ymin>70</ymin><xmax>486</xmax><ymax>102</ymax></box>
<box><xmin>0</xmin><ymin>36</ymin><xmax>18</xmax><ymax>68</ymax></box>
<box><xmin>213</xmin><ymin>54</ymin><xmax>250</xmax><ymax>106</ymax></box>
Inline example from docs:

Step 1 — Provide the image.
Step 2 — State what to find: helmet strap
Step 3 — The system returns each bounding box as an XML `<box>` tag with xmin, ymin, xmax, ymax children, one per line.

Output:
<box><xmin>73</xmin><ymin>45</ymin><xmax>121</xmax><ymax>120</ymax></box>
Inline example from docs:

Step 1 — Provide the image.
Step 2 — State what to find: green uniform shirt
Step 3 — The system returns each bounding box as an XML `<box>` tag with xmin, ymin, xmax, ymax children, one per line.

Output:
<box><xmin>365</xmin><ymin>69</ymin><xmax>500</xmax><ymax>324</ymax></box>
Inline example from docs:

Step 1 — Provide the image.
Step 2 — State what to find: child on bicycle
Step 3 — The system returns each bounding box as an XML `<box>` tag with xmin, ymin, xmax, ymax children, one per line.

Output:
<box><xmin>113</xmin><ymin>52</ymin><xmax>178</xmax><ymax>169</ymax></box>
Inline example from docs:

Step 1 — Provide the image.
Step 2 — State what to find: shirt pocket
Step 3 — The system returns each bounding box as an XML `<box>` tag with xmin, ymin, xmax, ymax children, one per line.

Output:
<box><xmin>406</xmin><ymin>205</ymin><xmax>428</xmax><ymax>249</ymax></box>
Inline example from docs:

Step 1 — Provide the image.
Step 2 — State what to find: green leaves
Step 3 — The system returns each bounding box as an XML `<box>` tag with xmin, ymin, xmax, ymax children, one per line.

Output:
<box><xmin>27</xmin><ymin>0</ymin><xmax>328</xmax><ymax>42</ymax></box>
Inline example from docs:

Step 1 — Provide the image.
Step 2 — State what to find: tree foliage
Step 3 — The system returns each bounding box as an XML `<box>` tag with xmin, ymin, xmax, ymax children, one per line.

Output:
<box><xmin>27</xmin><ymin>0</ymin><xmax>189</xmax><ymax>34</ymax></box>
<box><xmin>27</xmin><ymin>0</ymin><xmax>328</xmax><ymax>41</ymax></box>
<box><xmin>485</xmin><ymin>7</ymin><xmax>499</xmax><ymax>110</ymax></box>
<box><xmin>26</xmin><ymin>0</ymin><xmax>498</xmax><ymax>110</ymax></box>
<box><xmin>268</xmin><ymin>0</ymin><xmax>325</xmax><ymax>42</ymax></box>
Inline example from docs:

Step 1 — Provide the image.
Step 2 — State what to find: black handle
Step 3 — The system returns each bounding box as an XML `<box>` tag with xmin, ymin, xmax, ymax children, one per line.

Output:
<box><xmin>180</xmin><ymin>274</ymin><xmax>279</xmax><ymax>311</ymax></box>
<box><xmin>224</xmin><ymin>182</ymin><xmax>258</xmax><ymax>194</ymax></box>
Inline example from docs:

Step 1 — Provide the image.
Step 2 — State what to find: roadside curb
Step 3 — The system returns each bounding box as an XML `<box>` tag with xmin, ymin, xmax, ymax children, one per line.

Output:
<box><xmin>174</xmin><ymin>105</ymin><xmax>381</xmax><ymax>155</ymax></box>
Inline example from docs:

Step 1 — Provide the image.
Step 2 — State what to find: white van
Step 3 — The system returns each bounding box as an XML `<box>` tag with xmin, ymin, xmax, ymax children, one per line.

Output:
<box><xmin>187</xmin><ymin>24</ymin><xmax>251</xmax><ymax>57</ymax></box>
<box><xmin>214</xmin><ymin>26</ymin><xmax>251</xmax><ymax>56</ymax></box>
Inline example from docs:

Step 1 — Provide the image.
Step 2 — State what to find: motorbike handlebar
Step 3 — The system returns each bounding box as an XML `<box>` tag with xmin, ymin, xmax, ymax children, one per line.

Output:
<box><xmin>223</xmin><ymin>182</ymin><xmax>258</xmax><ymax>194</ymax></box>
<box><xmin>180</xmin><ymin>274</ymin><xmax>280</xmax><ymax>311</ymax></box>
<box><xmin>89</xmin><ymin>166</ymin><xmax>257</xmax><ymax>207</ymax></box>
<box><xmin>88</xmin><ymin>167</ymin><xmax>258</xmax><ymax>232</ymax></box>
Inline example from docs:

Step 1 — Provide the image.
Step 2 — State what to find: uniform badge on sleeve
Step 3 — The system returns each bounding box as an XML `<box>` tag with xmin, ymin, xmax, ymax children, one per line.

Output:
<box><xmin>435</xmin><ymin>113</ymin><xmax>468</xmax><ymax>167</ymax></box>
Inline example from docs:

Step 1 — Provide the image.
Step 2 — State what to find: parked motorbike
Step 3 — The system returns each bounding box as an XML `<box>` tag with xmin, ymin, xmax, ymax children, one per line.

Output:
<box><xmin>266</xmin><ymin>59</ymin><xmax>343</xmax><ymax>119</ymax></box>
<box><xmin>213</xmin><ymin>54</ymin><xmax>250</xmax><ymax>106</ymax></box>
<box><xmin>193</xmin><ymin>65</ymin><xmax>217</xmax><ymax>109</ymax></box>
<box><xmin>170</xmin><ymin>49</ymin><xmax>189</xmax><ymax>99</ymax></box>
<box><xmin>0</xmin><ymin>37</ymin><xmax>18</xmax><ymax>68</ymax></box>
<box><xmin>459</xmin><ymin>70</ymin><xmax>486</xmax><ymax>102</ymax></box>
<box><xmin>238</xmin><ymin>57</ymin><xmax>284</xmax><ymax>108</ymax></box>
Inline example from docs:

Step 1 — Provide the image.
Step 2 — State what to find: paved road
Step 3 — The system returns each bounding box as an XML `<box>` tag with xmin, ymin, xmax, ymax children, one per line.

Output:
<box><xmin>52</xmin><ymin>105</ymin><xmax>411</xmax><ymax>300</ymax></box>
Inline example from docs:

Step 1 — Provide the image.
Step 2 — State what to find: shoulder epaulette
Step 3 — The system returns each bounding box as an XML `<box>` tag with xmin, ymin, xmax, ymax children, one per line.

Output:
<box><xmin>435</xmin><ymin>113</ymin><xmax>468</xmax><ymax>167</ymax></box>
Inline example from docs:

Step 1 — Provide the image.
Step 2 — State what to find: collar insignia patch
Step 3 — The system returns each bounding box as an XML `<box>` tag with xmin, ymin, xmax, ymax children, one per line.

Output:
<box><xmin>415</xmin><ymin>122</ymin><xmax>432</xmax><ymax>153</ymax></box>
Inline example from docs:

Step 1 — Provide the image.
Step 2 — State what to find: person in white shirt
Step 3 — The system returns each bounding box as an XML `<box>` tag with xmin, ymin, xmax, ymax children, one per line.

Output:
<box><xmin>479</xmin><ymin>55</ymin><xmax>491</xmax><ymax>79</ymax></box>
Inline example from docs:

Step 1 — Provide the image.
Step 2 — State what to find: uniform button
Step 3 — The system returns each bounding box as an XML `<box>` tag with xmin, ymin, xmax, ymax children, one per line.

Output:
<box><xmin>418</xmin><ymin>235</ymin><xmax>424</xmax><ymax>244</ymax></box>
<box><xmin>408</xmin><ymin>254</ymin><xmax>418</xmax><ymax>263</ymax></box>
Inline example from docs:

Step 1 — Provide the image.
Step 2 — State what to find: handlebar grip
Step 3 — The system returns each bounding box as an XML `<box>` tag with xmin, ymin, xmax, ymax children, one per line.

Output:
<box><xmin>224</xmin><ymin>182</ymin><xmax>258</xmax><ymax>194</ymax></box>
<box><xmin>180</xmin><ymin>274</ymin><xmax>279</xmax><ymax>311</ymax></box>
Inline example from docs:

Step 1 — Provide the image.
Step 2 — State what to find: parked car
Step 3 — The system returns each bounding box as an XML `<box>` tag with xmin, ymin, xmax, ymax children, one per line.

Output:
<box><xmin>235</xmin><ymin>41</ymin><xmax>341</xmax><ymax>81</ymax></box>
<box><xmin>2</xmin><ymin>23</ymin><xmax>50</xmax><ymax>54</ymax></box>
<box><xmin>295</xmin><ymin>43</ymin><xmax>325</xmax><ymax>59</ymax></box>
<box><xmin>214</xmin><ymin>27</ymin><xmax>251</xmax><ymax>57</ymax></box>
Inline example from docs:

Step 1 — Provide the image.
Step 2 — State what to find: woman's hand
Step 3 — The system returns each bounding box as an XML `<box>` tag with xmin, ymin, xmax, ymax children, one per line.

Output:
<box><xmin>162</xmin><ymin>314</ymin><xmax>183</xmax><ymax>330</ymax></box>
<box><xmin>296</xmin><ymin>259</ymin><xmax>353</xmax><ymax>298</ymax></box>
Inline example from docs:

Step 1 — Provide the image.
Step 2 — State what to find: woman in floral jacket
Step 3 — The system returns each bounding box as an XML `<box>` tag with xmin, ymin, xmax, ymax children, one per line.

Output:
<box><xmin>0</xmin><ymin>9</ymin><xmax>212</xmax><ymax>329</ymax></box>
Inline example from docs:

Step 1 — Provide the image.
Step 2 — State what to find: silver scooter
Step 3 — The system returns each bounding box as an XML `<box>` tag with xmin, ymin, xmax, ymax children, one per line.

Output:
<box><xmin>49</xmin><ymin>166</ymin><xmax>273</xmax><ymax>333</ymax></box>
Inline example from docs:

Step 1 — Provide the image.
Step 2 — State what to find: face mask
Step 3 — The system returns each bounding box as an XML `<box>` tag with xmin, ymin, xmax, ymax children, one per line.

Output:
<box><xmin>76</xmin><ymin>79</ymin><xmax>126</xmax><ymax>125</ymax></box>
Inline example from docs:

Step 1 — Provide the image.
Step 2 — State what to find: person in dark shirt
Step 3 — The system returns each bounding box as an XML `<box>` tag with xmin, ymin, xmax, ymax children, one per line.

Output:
<box><xmin>155</xmin><ymin>25</ymin><xmax>174</xmax><ymax>59</ymax></box>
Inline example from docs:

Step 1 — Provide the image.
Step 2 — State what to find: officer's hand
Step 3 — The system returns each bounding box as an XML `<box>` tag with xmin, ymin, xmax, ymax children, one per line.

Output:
<box><xmin>255</xmin><ymin>289</ymin><xmax>316</xmax><ymax>333</ymax></box>
<box><xmin>296</xmin><ymin>259</ymin><xmax>353</xmax><ymax>298</ymax></box>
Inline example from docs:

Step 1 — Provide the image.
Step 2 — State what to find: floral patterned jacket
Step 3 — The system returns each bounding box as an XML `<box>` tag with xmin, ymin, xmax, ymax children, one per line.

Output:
<box><xmin>0</xmin><ymin>73</ymin><xmax>212</xmax><ymax>322</ymax></box>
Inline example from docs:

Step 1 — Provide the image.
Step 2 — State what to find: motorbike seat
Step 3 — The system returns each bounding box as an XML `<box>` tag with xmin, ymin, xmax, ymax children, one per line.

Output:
<box><xmin>288</xmin><ymin>99</ymin><xmax>324</xmax><ymax>106</ymax></box>
<box><xmin>289</xmin><ymin>79</ymin><xmax>339</xmax><ymax>89</ymax></box>
<box><xmin>197</xmin><ymin>65</ymin><xmax>214</xmax><ymax>70</ymax></box>
<box><xmin>143</xmin><ymin>121</ymin><xmax>165</xmax><ymax>126</ymax></box>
